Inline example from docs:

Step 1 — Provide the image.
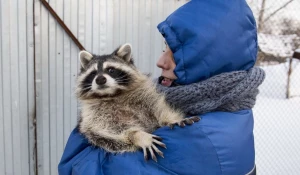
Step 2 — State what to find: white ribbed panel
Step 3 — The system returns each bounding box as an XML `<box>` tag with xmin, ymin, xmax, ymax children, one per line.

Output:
<box><xmin>0</xmin><ymin>0</ymin><xmax>36</xmax><ymax>175</ymax></box>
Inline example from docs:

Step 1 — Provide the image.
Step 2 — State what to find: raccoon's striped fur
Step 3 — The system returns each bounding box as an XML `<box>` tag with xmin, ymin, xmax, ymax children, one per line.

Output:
<box><xmin>76</xmin><ymin>43</ymin><xmax>200</xmax><ymax>161</ymax></box>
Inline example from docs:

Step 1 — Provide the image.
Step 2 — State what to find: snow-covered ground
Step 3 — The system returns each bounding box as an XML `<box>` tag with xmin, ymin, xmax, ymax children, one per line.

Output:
<box><xmin>253</xmin><ymin>60</ymin><xmax>300</xmax><ymax>174</ymax></box>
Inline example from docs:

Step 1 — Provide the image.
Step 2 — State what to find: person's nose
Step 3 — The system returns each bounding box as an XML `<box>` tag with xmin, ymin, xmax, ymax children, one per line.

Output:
<box><xmin>156</xmin><ymin>54</ymin><xmax>167</xmax><ymax>69</ymax></box>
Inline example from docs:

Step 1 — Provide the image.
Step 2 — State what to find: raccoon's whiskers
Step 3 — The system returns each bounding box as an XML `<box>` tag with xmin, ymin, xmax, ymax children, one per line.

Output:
<box><xmin>115</xmin><ymin>77</ymin><xmax>131</xmax><ymax>81</ymax></box>
<box><xmin>115</xmin><ymin>77</ymin><xmax>131</xmax><ymax>82</ymax></box>
<box><xmin>115</xmin><ymin>79</ymin><xmax>131</xmax><ymax>83</ymax></box>
<box><xmin>116</xmin><ymin>77</ymin><xmax>138</xmax><ymax>84</ymax></box>
<box><xmin>114</xmin><ymin>74</ymin><xmax>128</xmax><ymax>80</ymax></box>
<box><xmin>81</xmin><ymin>86</ymin><xmax>92</xmax><ymax>91</ymax></box>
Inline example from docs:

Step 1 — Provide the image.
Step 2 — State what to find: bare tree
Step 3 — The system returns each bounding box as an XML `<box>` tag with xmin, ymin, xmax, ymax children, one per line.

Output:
<box><xmin>264</xmin><ymin>0</ymin><xmax>295</xmax><ymax>23</ymax></box>
<box><xmin>258</xmin><ymin>0</ymin><xmax>267</xmax><ymax>32</ymax></box>
<box><xmin>279</xmin><ymin>18</ymin><xmax>300</xmax><ymax>98</ymax></box>
<box><xmin>256</xmin><ymin>0</ymin><xmax>295</xmax><ymax>33</ymax></box>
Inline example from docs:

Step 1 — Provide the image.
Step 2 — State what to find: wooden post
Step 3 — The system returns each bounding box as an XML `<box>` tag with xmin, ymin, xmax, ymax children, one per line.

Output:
<box><xmin>287</xmin><ymin>50</ymin><xmax>300</xmax><ymax>99</ymax></box>
<box><xmin>293</xmin><ymin>50</ymin><xmax>300</xmax><ymax>60</ymax></box>
<box><xmin>286</xmin><ymin>58</ymin><xmax>293</xmax><ymax>99</ymax></box>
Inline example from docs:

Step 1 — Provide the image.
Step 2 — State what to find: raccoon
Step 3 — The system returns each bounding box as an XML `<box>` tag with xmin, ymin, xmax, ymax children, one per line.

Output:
<box><xmin>76</xmin><ymin>43</ymin><xmax>200</xmax><ymax>162</ymax></box>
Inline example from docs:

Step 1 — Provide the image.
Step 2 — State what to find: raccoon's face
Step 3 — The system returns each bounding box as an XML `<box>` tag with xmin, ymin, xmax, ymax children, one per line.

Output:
<box><xmin>76</xmin><ymin>43</ymin><xmax>142</xmax><ymax>100</ymax></box>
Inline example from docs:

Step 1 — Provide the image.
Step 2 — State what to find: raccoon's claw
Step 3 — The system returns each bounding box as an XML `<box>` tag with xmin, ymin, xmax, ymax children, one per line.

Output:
<box><xmin>149</xmin><ymin>147</ymin><xmax>157</xmax><ymax>162</ymax></box>
<box><xmin>152</xmin><ymin>135</ymin><xmax>163</xmax><ymax>141</ymax></box>
<box><xmin>184</xmin><ymin>116</ymin><xmax>201</xmax><ymax>125</ymax></box>
<box><xmin>143</xmin><ymin>148</ymin><xmax>149</xmax><ymax>161</ymax></box>
<box><xmin>152</xmin><ymin>137</ymin><xmax>167</xmax><ymax>149</ymax></box>
<box><xmin>169</xmin><ymin>116</ymin><xmax>201</xmax><ymax>129</ymax></box>
<box><xmin>143</xmin><ymin>147</ymin><xmax>163</xmax><ymax>162</ymax></box>
<box><xmin>168</xmin><ymin>124</ymin><xmax>175</xmax><ymax>129</ymax></box>
<box><xmin>143</xmin><ymin>135</ymin><xmax>166</xmax><ymax>162</ymax></box>
<box><xmin>168</xmin><ymin>122</ymin><xmax>184</xmax><ymax>129</ymax></box>
<box><xmin>152</xmin><ymin>144</ymin><xmax>164</xmax><ymax>158</ymax></box>
<box><xmin>168</xmin><ymin>121</ymin><xmax>185</xmax><ymax>129</ymax></box>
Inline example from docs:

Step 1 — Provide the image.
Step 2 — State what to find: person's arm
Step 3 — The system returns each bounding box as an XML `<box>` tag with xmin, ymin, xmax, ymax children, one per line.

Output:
<box><xmin>59</xmin><ymin>110</ymin><xmax>255</xmax><ymax>175</ymax></box>
<box><xmin>58</xmin><ymin>127</ymin><xmax>107</xmax><ymax>175</ymax></box>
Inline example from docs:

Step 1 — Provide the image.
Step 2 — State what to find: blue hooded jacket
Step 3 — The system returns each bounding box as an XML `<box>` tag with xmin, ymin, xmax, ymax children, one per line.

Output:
<box><xmin>58</xmin><ymin>0</ymin><xmax>257</xmax><ymax>174</ymax></box>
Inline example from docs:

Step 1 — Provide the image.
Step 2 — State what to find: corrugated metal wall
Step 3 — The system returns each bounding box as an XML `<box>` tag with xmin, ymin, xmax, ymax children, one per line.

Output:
<box><xmin>0</xmin><ymin>0</ymin><xmax>36</xmax><ymax>175</ymax></box>
<box><xmin>2</xmin><ymin>0</ymin><xmax>300</xmax><ymax>175</ymax></box>
<box><xmin>33</xmin><ymin>0</ymin><xmax>188</xmax><ymax>175</ymax></box>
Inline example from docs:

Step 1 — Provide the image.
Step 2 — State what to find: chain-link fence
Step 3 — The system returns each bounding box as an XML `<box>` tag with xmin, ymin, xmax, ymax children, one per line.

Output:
<box><xmin>246</xmin><ymin>0</ymin><xmax>300</xmax><ymax>174</ymax></box>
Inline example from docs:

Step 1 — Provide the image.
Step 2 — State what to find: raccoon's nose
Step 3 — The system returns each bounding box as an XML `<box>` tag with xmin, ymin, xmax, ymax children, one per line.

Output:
<box><xmin>95</xmin><ymin>75</ymin><xmax>107</xmax><ymax>85</ymax></box>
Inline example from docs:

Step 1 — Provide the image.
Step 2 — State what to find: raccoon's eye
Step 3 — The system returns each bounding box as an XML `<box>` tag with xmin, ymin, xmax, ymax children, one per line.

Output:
<box><xmin>108</xmin><ymin>68</ymin><xmax>115</xmax><ymax>73</ymax></box>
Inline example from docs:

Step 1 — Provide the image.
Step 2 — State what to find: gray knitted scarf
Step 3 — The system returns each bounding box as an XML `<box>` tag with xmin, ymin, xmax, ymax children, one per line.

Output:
<box><xmin>156</xmin><ymin>67</ymin><xmax>265</xmax><ymax>116</ymax></box>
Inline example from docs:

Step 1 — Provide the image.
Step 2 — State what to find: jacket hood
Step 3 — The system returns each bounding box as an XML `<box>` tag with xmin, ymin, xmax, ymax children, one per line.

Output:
<box><xmin>157</xmin><ymin>0</ymin><xmax>257</xmax><ymax>85</ymax></box>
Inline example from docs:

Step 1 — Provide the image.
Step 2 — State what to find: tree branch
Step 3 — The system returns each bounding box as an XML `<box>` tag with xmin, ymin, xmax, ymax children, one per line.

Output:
<box><xmin>264</xmin><ymin>0</ymin><xmax>295</xmax><ymax>22</ymax></box>
<box><xmin>258</xmin><ymin>0</ymin><xmax>267</xmax><ymax>32</ymax></box>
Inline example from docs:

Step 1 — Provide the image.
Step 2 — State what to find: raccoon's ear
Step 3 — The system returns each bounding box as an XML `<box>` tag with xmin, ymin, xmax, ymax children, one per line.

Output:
<box><xmin>116</xmin><ymin>43</ymin><xmax>132</xmax><ymax>62</ymax></box>
<box><xmin>79</xmin><ymin>51</ymin><xmax>93</xmax><ymax>69</ymax></box>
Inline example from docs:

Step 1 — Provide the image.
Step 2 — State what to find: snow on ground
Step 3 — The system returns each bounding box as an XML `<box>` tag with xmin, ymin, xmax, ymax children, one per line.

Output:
<box><xmin>253</xmin><ymin>60</ymin><xmax>300</xmax><ymax>175</ymax></box>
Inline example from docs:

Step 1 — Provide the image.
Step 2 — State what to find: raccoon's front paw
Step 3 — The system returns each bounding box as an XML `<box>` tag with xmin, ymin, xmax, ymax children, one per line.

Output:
<box><xmin>133</xmin><ymin>132</ymin><xmax>166</xmax><ymax>162</ymax></box>
<box><xmin>143</xmin><ymin>135</ymin><xmax>167</xmax><ymax>162</ymax></box>
<box><xmin>168</xmin><ymin>116</ymin><xmax>201</xmax><ymax>129</ymax></box>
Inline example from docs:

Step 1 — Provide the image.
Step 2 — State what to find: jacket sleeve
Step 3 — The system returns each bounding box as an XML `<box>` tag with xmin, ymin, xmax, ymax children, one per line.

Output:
<box><xmin>58</xmin><ymin>110</ymin><xmax>255</xmax><ymax>175</ymax></box>
<box><xmin>58</xmin><ymin>128</ymin><xmax>107</xmax><ymax>175</ymax></box>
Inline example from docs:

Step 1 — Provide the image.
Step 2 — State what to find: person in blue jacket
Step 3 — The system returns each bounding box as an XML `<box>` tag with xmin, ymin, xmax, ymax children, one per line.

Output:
<box><xmin>58</xmin><ymin>0</ymin><xmax>265</xmax><ymax>174</ymax></box>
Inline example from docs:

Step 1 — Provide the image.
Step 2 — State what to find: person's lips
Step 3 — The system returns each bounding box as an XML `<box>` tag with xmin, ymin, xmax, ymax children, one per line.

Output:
<box><xmin>160</xmin><ymin>77</ymin><xmax>174</xmax><ymax>87</ymax></box>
